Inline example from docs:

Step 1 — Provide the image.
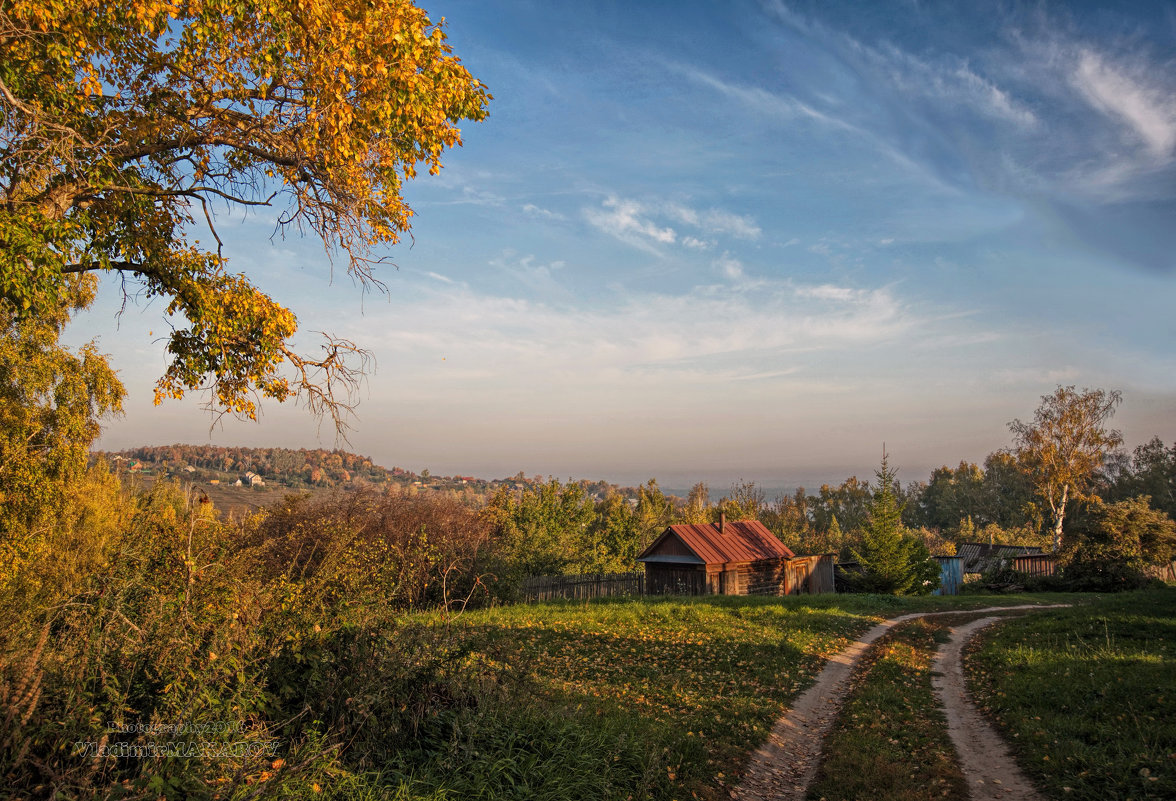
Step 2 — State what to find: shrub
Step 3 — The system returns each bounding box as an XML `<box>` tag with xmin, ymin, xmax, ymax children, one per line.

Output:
<box><xmin>1056</xmin><ymin>496</ymin><xmax>1176</xmax><ymax>592</ymax></box>
<box><xmin>0</xmin><ymin>478</ymin><xmax>279</xmax><ymax>796</ymax></box>
<box><xmin>238</xmin><ymin>486</ymin><xmax>494</xmax><ymax>615</ymax></box>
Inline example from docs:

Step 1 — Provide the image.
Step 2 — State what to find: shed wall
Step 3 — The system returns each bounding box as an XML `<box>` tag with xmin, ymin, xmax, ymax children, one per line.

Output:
<box><xmin>1012</xmin><ymin>554</ymin><xmax>1057</xmax><ymax>577</ymax></box>
<box><xmin>933</xmin><ymin>556</ymin><xmax>963</xmax><ymax>596</ymax></box>
<box><xmin>645</xmin><ymin>564</ymin><xmax>707</xmax><ymax>595</ymax></box>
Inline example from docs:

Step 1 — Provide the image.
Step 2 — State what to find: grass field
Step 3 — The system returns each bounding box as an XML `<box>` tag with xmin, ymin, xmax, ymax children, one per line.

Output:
<box><xmin>968</xmin><ymin>588</ymin><xmax>1176</xmax><ymax>801</ymax></box>
<box><xmin>359</xmin><ymin>593</ymin><xmax>1079</xmax><ymax>800</ymax></box>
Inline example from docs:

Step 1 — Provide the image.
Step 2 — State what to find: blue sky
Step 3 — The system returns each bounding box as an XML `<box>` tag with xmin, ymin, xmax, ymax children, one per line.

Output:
<box><xmin>73</xmin><ymin>0</ymin><xmax>1176</xmax><ymax>489</ymax></box>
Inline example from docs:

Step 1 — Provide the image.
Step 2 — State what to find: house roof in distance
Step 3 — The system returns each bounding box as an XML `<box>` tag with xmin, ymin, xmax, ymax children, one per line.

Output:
<box><xmin>637</xmin><ymin>519</ymin><xmax>794</xmax><ymax>567</ymax></box>
<box><xmin>955</xmin><ymin>542</ymin><xmax>1044</xmax><ymax>573</ymax></box>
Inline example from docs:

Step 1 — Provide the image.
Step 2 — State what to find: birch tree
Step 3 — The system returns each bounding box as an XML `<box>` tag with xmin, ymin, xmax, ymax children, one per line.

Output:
<box><xmin>1009</xmin><ymin>386</ymin><xmax>1123</xmax><ymax>551</ymax></box>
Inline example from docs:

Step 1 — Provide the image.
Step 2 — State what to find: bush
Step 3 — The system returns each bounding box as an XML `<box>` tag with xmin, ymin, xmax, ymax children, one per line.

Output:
<box><xmin>1055</xmin><ymin>496</ymin><xmax>1176</xmax><ymax>592</ymax></box>
<box><xmin>0</xmin><ymin>472</ymin><xmax>515</xmax><ymax>799</ymax></box>
<box><xmin>238</xmin><ymin>486</ymin><xmax>494</xmax><ymax>615</ymax></box>
<box><xmin>1</xmin><ymin>478</ymin><xmax>279</xmax><ymax>796</ymax></box>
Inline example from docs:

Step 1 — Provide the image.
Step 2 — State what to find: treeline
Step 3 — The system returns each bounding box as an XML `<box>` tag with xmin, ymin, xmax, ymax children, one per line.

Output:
<box><xmin>99</xmin><ymin>434</ymin><xmax>1176</xmax><ymax>578</ymax></box>
<box><xmin>479</xmin><ymin>435</ymin><xmax>1176</xmax><ymax>583</ymax></box>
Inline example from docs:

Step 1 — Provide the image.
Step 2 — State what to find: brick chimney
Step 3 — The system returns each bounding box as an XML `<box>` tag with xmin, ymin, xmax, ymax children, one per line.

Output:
<box><xmin>719</xmin><ymin>510</ymin><xmax>726</xmax><ymax>533</ymax></box>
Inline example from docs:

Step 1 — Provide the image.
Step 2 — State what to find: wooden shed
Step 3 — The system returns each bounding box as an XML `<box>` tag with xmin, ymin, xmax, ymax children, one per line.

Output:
<box><xmin>1012</xmin><ymin>554</ymin><xmax>1056</xmax><ymax>577</ymax></box>
<box><xmin>933</xmin><ymin>556</ymin><xmax>963</xmax><ymax>596</ymax></box>
<box><xmin>637</xmin><ymin>514</ymin><xmax>832</xmax><ymax>596</ymax></box>
<box><xmin>956</xmin><ymin>542</ymin><xmax>1044</xmax><ymax>577</ymax></box>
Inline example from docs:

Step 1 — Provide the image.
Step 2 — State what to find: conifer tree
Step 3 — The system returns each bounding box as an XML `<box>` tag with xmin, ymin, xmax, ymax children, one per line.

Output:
<box><xmin>852</xmin><ymin>451</ymin><xmax>940</xmax><ymax>595</ymax></box>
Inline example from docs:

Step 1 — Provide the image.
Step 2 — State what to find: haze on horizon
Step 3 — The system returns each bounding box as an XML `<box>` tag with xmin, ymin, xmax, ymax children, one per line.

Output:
<box><xmin>68</xmin><ymin>0</ymin><xmax>1176</xmax><ymax>490</ymax></box>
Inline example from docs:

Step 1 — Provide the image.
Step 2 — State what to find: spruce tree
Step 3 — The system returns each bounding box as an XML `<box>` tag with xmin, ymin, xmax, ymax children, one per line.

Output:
<box><xmin>851</xmin><ymin>452</ymin><xmax>940</xmax><ymax>594</ymax></box>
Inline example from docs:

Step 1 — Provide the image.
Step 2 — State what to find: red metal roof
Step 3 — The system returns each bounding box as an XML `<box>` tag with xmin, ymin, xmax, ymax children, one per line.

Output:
<box><xmin>638</xmin><ymin>520</ymin><xmax>794</xmax><ymax>566</ymax></box>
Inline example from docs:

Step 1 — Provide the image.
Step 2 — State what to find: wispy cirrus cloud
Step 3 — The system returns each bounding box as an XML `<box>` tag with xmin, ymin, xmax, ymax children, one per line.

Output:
<box><xmin>758</xmin><ymin>1</ymin><xmax>1175</xmax><ymax>216</ymax></box>
<box><xmin>489</xmin><ymin>251</ymin><xmax>571</xmax><ymax>299</ymax></box>
<box><xmin>522</xmin><ymin>203</ymin><xmax>567</xmax><ymax>221</ymax></box>
<box><xmin>665</xmin><ymin>204</ymin><xmax>762</xmax><ymax>240</ymax></box>
<box><xmin>583</xmin><ymin>195</ymin><xmax>761</xmax><ymax>254</ymax></box>
<box><xmin>671</xmin><ymin>60</ymin><xmax>860</xmax><ymax>134</ymax></box>
<box><xmin>1072</xmin><ymin>49</ymin><xmax>1176</xmax><ymax>159</ymax></box>
<box><xmin>583</xmin><ymin>196</ymin><xmax>677</xmax><ymax>253</ymax></box>
<box><xmin>847</xmin><ymin>40</ymin><xmax>1038</xmax><ymax>129</ymax></box>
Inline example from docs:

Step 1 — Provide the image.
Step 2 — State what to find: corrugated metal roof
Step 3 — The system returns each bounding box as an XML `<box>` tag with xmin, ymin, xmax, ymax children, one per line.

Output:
<box><xmin>956</xmin><ymin>542</ymin><xmax>1044</xmax><ymax>573</ymax></box>
<box><xmin>637</xmin><ymin>520</ymin><xmax>794</xmax><ymax>566</ymax></box>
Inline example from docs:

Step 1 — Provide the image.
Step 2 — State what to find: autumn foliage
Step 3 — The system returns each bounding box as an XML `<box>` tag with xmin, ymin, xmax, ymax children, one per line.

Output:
<box><xmin>1</xmin><ymin>0</ymin><xmax>489</xmax><ymax>427</ymax></box>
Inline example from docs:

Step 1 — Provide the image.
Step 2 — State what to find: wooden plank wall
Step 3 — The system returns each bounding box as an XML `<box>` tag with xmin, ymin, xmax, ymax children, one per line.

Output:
<box><xmin>645</xmin><ymin>566</ymin><xmax>707</xmax><ymax>596</ymax></box>
<box><xmin>746</xmin><ymin>554</ymin><xmax>834</xmax><ymax>596</ymax></box>
<box><xmin>1012</xmin><ymin>554</ymin><xmax>1057</xmax><ymax>577</ymax></box>
<box><xmin>934</xmin><ymin>557</ymin><xmax>963</xmax><ymax>595</ymax></box>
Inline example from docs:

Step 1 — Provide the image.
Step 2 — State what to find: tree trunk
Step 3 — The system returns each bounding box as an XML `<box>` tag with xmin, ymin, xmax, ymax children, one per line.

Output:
<box><xmin>1052</xmin><ymin>484</ymin><xmax>1069</xmax><ymax>552</ymax></box>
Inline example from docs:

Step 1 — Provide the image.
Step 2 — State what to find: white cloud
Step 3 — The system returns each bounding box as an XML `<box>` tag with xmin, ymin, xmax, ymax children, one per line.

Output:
<box><xmin>795</xmin><ymin>284</ymin><xmax>860</xmax><ymax>302</ymax></box>
<box><xmin>674</xmin><ymin>61</ymin><xmax>862</xmax><ymax>134</ymax></box>
<box><xmin>1073</xmin><ymin>49</ymin><xmax>1176</xmax><ymax>158</ymax></box>
<box><xmin>360</xmin><ymin>278</ymin><xmax>933</xmax><ymax>399</ymax></box>
<box><xmin>714</xmin><ymin>253</ymin><xmax>744</xmax><ymax>280</ymax></box>
<box><xmin>489</xmin><ymin>252</ymin><xmax>569</xmax><ymax>298</ymax></box>
<box><xmin>583</xmin><ymin>196</ymin><xmax>676</xmax><ymax>252</ymax></box>
<box><xmin>584</xmin><ymin>196</ymin><xmax>763</xmax><ymax>253</ymax></box>
<box><xmin>759</xmin><ymin>4</ymin><xmax>1037</xmax><ymax>130</ymax></box>
<box><xmin>861</xmin><ymin>42</ymin><xmax>1038</xmax><ymax>128</ymax></box>
<box><xmin>665</xmin><ymin>204</ymin><xmax>762</xmax><ymax>240</ymax></box>
<box><xmin>523</xmin><ymin>203</ymin><xmax>566</xmax><ymax>221</ymax></box>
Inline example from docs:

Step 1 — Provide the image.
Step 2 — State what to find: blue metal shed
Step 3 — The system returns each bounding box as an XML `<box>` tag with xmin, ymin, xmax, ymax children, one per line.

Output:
<box><xmin>933</xmin><ymin>556</ymin><xmax>963</xmax><ymax>596</ymax></box>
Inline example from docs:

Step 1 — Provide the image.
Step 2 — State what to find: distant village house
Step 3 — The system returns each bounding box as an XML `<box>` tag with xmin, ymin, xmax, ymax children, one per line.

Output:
<box><xmin>235</xmin><ymin>471</ymin><xmax>265</xmax><ymax>487</ymax></box>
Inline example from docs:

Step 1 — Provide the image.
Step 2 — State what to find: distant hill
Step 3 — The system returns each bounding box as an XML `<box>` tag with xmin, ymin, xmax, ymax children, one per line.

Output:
<box><xmin>91</xmin><ymin>444</ymin><xmax>632</xmax><ymax>504</ymax></box>
<box><xmin>95</xmin><ymin>444</ymin><xmax>478</xmax><ymax>490</ymax></box>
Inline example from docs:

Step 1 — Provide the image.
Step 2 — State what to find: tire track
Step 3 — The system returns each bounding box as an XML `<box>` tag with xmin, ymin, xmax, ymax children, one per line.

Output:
<box><xmin>931</xmin><ymin>616</ymin><xmax>1052</xmax><ymax>801</ymax></box>
<box><xmin>734</xmin><ymin>604</ymin><xmax>1068</xmax><ymax>801</ymax></box>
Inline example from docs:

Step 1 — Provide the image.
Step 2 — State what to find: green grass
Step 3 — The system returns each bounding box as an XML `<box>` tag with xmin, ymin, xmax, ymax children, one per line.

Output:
<box><xmin>367</xmin><ymin>593</ymin><xmax>1077</xmax><ymax>801</ymax></box>
<box><xmin>806</xmin><ymin>617</ymin><xmax>966</xmax><ymax>801</ymax></box>
<box><xmin>968</xmin><ymin>587</ymin><xmax>1176</xmax><ymax>801</ymax></box>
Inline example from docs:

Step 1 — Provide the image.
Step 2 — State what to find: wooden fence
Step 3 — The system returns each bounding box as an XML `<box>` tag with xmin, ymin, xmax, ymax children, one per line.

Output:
<box><xmin>517</xmin><ymin>556</ymin><xmax>1176</xmax><ymax>603</ymax></box>
<box><xmin>520</xmin><ymin>572</ymin><xmax>645</xmax><ymax>603</ymax></box>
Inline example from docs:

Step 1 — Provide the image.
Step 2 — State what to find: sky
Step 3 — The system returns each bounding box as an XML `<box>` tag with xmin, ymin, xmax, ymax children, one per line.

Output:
<box><xmin>70</xmin><ymin>0</ymin><xmax>1176</xmax><ymax>491</ymax></box>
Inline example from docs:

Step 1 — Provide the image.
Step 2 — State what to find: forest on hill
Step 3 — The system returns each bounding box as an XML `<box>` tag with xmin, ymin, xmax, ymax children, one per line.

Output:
<box><xmin>95</xmin><ymin>444</ymin><xmax>623</xmax><ymax>497</ymax></box>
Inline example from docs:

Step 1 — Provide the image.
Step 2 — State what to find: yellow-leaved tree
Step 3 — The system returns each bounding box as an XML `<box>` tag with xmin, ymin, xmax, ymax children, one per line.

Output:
<box><xmin>0</xmin><ymin>0</ymin><xmax>489</xmax><ymax>427</ymax></box>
